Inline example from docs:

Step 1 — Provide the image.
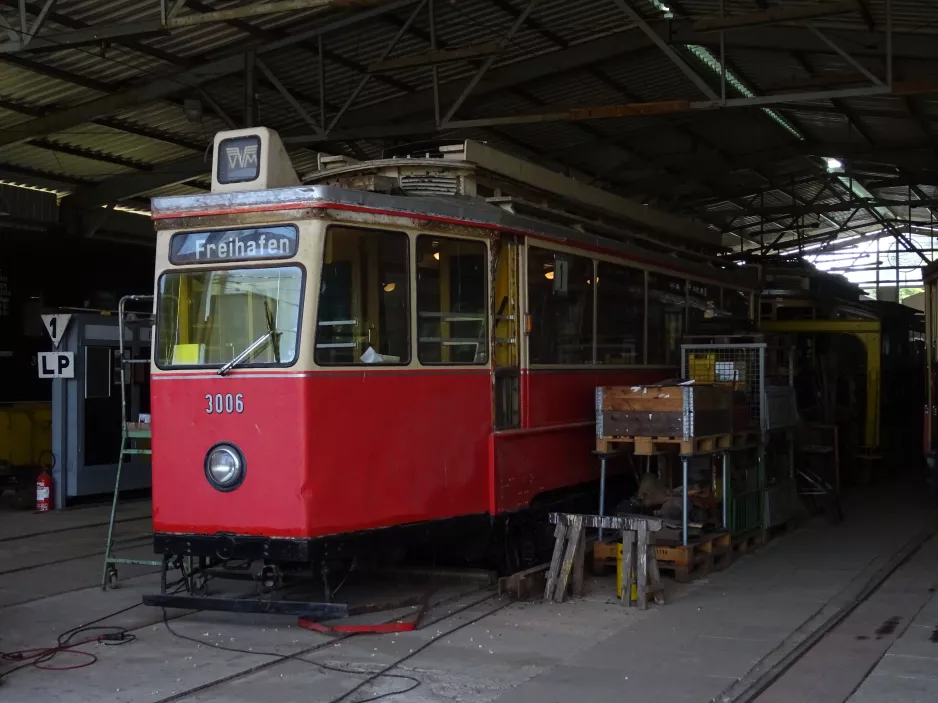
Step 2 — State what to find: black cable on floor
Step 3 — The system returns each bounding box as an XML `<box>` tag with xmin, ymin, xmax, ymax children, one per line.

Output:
<box><xmin>161</xmin><ymin>609</ymin><xmax>421</xmax><ymax>700</ymax></box>
<box><xmin>0</xmin><ymin>603</ymin><xmax>141</xmax><ymax>682</ymax></box>
<box><xmin>0</xmin><ymin>574</ymin><xmax>192</xmax><ymax>683</ymax></box>
<box><xmin>160</xmin><ymin>592</ymin><xmax>512</xmax><ymax>703</ymax></box>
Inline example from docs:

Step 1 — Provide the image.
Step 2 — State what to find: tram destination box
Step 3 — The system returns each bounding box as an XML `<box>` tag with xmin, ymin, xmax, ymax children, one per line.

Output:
<box><xmin>595</xmin><ymin>383</ymin><xmax>734</xmax><ymax>439</ymax></box>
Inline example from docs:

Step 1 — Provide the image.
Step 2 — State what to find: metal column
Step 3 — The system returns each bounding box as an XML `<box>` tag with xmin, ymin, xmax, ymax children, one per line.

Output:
<box><xmin>682</xmin><ymin>455</ymin><xmax>689</xmax><ymax>546</ymax></box>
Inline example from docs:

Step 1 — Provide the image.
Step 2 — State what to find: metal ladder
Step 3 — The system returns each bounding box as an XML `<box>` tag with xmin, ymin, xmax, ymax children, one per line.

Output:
<box><xmin>101</xmin><ymin>294</ymin><xmax>160</xmax><ymax>589</ymax></box>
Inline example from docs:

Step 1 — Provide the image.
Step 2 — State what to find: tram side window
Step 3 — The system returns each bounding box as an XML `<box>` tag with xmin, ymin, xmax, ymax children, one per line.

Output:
<box><xmin>723</xmin><ymin>287</ymin><xmax>751</xmax><ymax>320</ymax></box>
<box><xmin>315</xmin><ymin>226</ymin><xmax>410</xmax><ymax>365</ymax></box>
<box><xmin>596</xmin><ymin>262</ymin><xmax>644</xmax><ymax>364</ymax></box>
<box><xmin>687</xmin><ymin>280</ymin><xmax>721</xmax><ymax>333</ymax></box>
<box><xmin>416</xmin><ymin>236</ymin><xmax>488</xmax><ymax>364</ymax></box>
<box><xmin>647</xmin><ymin>273</ymin><xmax>685</xmax><ymax>366</ymax></box>
<box><xmin>527</xmin><ymin>248</ymin><xmax>594</xmax><ymax>365</ymax></box>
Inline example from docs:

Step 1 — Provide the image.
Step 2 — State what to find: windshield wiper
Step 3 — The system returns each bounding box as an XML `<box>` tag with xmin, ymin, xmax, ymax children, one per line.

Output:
<box><xmin>217</xmin><ymin>301</ymin><xmax>282</xmax><ymax>376</ymax></box>
<box><xmin>264</xmin><ymin>299</ymin><xmax>281</xmax><ymax>364</ymax></box>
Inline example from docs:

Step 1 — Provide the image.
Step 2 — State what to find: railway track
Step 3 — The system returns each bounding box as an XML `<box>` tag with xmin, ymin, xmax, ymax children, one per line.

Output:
<box><xmin>715</xmin><ymin>522</ymin><xmax>938</xmax><ymax>703</ymax></box>
<box><xmin>150</xmin><ymin>588</ymin><xmax>508</xmax><ymax>703</ymax></box>
<box><xmin>0</xmin><ymin>514</ymin><xmax>152</xmax><ymax>544</ymax></box>
<box><xmin>2</xmin><ymin>553</ymin><xmax>507</xmax><ymax>702</ymax></box>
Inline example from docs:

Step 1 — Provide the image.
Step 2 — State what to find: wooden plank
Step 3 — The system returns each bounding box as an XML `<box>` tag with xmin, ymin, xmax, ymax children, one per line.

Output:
<box><xmin>601</xmin><ymin>410</ymin><xmax>684</xmax><ymax>438</ymax></box>
<box><xmin>550</xmin><ymin>513</ymin><xmax>664</xmax><ymax>533</ymax></box>
<box><xmin>636</xmin><ymin>520</ymin><xmax>649</xmax><ymax>610</ymax></box>
<box><xmin>647</xmin><ymin>541</ymin><xmax>665</xmax><ymax>606</ymax></box>
<box><xmin>554</xmin><ymin>517</ymin><xmax>582</xmax><ymax>602</ymax></box>
<box><xmin>621</xmin><ymin>529</ymin><xmax>635</xmax><ymax>608</ymax></box>
<box><xmin>544</xmin><ymin>522</ymin><xmax>566</xmax><ymax>601</ymax></box>
<box><xmin>497</xmin><ymin>563</ymin><xmax>549</xmax><ymax>599</ymax></box>
<box><xmin>572</xmin><ymin>526</ymin><xmax>586</xmax><ymax>597</ymax></box>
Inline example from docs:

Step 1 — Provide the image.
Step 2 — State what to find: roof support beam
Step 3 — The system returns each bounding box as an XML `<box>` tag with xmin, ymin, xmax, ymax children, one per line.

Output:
<box><xmin>669</xmin><ymin>21</ymin><xmax>938</xmax><ymax>62</ymax></box>
<box><xmin>368</xmin><ymin>41</ymin><xmax>500</xmax><ymax>72</ymax></box>
<box><xmin>18</xmin><ymin>0</ymin><xmax>55</xmax><ymax>49</ymax></box>
<box><xmin>0</xmin><ymin>0</ymin><xmax>390</xmax><ymax>52</ymax></box>
<box><xmin>163</xmin><ymin>0</ymin><xmax>385</xmax><ymax>28</ymax></box>
<box><xmin>611</xmin><ymin>0</ymin><xmax>718</xmax><ymax>100</ymax></box>
<box><xmin>440</xmin><ymin>0</ymin><xmax>540</xmax><ymax>125</ymax></box>
<box><xmin>63</xmin><ymin>155</ymin><xmax>208</xmax><ymax>208</ymax></box>
<box><xmin>805</xmin><ymin>24</ymin><xmax>883</xmax><ymax>87</ymax></box>
<box><xmin>281</xmin><ymin>79</ymin><xmax>938</xmax><ymax>144</ymax></box>
<box><xmin>328</xmin><ymin>0</ymin><xmax>425</xmax><ymax>132</ymax></box>
<box><xmin>772</xmin><ymin>220</ymin><xmax>884</xmax><ymax>255</ymax></box>
<box><xmin>0</xmin><ymin>0</ymin><xmax>421</xmax><ymax>147</ymax></box>
<box><xmin>711</xmin><ymin>197</ymin><xmax>938</xmax><ymax>218</ymax></box>
<box><xmin>693</xmin><ymin>0</ymin><xmax>859</xmax><ymax>32</ymax></box>
<box><xmin>282</xmin><ymin>29</ymin><xmax>654</xmax><ymax>139</ymax></box>
<box><xmin>256</xmin><ymin>58</ymin><xmax>323</xmax><ymax>133</ymax></box>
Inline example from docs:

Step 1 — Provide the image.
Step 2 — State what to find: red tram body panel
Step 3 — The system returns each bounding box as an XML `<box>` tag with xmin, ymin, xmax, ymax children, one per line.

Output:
<box><xmin>147</xmin><ymin>128</ymin><xmax>756</xmax><ymax>570</ymax></box>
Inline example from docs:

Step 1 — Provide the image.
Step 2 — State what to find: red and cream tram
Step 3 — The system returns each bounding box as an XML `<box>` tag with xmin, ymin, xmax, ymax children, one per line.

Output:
<box><xmin>145</xmin><ymin>128</ymin><xmax>756</xmax><ymax>613</ymax></box>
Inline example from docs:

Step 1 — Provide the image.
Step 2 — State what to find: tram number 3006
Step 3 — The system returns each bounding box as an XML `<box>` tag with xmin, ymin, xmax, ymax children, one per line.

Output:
<box><xmin>205</xmin><ymin>393</ymin><xmax>244</xmax><ymax>414</ymax></box>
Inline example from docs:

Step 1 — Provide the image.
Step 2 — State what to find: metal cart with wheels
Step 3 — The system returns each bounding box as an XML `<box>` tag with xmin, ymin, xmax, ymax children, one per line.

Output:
<box><xmin>101</xmin><ymin>295</ymin><xmax>160</xmax><ymax>589</ymax></box>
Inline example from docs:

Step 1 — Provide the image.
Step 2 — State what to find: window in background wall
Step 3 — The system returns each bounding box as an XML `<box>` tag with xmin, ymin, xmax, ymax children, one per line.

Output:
<box><xmin>596</xmin><ymin>261</ymin><xmax>644</xmax><ymax>364</ymax></box>
<box><xmin>527</xmin><ymin>247</ymin><xmax>594</xmax><ymax>364</ymax></box>
<box><xmin>647</xmin><ymin>272</ymin><xmax>685</xmax><ymax>366</ymax></box>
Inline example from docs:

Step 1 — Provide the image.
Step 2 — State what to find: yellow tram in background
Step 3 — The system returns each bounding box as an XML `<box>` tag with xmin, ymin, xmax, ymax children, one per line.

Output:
<box><xmin>761</xmin><ymin>260</ymin><xmax>924</xmax><ymax>485</ymax></box>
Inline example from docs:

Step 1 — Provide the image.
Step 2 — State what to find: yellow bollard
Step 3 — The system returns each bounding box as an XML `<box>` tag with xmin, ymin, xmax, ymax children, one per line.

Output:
<box><xmin>615</xmin><ymin>543</ymin><xmax>638</xmax><ymax>602</ymax></box>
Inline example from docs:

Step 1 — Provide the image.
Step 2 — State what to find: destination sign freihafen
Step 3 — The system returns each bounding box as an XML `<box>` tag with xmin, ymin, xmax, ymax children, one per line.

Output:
<box><xmin>170</xmin><ymin>226</ymin><xmax>297</xmax><ymax>264</ymax></box>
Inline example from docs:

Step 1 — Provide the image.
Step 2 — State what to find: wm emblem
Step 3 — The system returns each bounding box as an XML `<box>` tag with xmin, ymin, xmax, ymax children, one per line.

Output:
<box><xmin>226</xmin><ymin>144</ymin><xmax>259</xmax><ymax>170</ymax></box>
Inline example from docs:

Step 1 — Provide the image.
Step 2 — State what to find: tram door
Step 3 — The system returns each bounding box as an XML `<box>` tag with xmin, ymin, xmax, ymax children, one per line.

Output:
<box><xmin>493</xmin><ymin>235</ymin><xmax>521</xmax><ymax>429</ymax></box>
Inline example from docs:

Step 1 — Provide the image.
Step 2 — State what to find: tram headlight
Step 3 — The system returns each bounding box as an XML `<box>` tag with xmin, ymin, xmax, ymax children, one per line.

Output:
<box><xmin>204</xmin><ymin>443</ymin><xmax>245</xmax><ymax>491</ymax></box>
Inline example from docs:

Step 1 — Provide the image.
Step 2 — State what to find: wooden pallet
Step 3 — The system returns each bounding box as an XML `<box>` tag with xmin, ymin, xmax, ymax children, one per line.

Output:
<box><xmin>731</xmin><ymin>530</ymin><xmax>763</xmax><ymax>556</ymax></box>
<box><xmin>592</xmin><ymin>540</ymin><xmax>619</xmax><ymax>573</ymax></box>
<box><xmin>597</xmin><ymin>431</ymin><xmax>760</xmax><ymax>456</ymax></box>
<box><xmin>654</xmin><ymin>532</ymin><xmax>733</xmax><ymax>583</ymax></box>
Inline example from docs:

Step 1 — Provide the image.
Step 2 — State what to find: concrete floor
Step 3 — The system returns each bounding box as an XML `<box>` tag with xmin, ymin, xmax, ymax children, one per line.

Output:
<box><xmin>1</xmin><ymin>483</ymin><xmax>936</xmax><ymax>703</ymax></box>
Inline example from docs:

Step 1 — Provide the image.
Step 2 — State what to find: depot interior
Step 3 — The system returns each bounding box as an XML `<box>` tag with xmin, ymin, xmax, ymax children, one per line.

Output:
<box><xmin>3</xmin><ymin>0</ymin><xmax>938</xmax><ymax>698</ymax></box>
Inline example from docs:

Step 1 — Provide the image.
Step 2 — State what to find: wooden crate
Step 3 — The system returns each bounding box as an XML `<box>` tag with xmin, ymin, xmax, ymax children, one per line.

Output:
<box><xmin>654</xmin><ymin>532</ymin><xmax>733</xmax><ymax>583</ymax></box>
<box><xmin>596</xmin><ymin>384</ymin><xmax>734</xmax><ymax>441</ymax></box>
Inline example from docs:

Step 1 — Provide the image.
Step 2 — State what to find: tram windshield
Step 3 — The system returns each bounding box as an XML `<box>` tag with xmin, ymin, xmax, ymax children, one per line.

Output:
<box><xmin>156</xmin><ymin>266</ymin><xmax>303</xmax><ymax>368</ymax></box>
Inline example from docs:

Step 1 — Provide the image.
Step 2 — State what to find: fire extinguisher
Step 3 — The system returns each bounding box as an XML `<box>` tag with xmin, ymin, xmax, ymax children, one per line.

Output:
<box><xmin>35</xmin><ymin>451</ymin><xmax>55</xmax><ymax>512</ymax></box>
<box><xmin>36</xmin><ymin>468</ymin><xmax>52</xmax><ymax>512</ymax></box>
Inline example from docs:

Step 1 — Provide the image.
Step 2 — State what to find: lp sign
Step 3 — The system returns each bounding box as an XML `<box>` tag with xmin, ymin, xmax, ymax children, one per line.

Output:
<box><xmin>38</xmin><ymin>352</ymin><xmax>75</xmax><ymax>378</ymax></box>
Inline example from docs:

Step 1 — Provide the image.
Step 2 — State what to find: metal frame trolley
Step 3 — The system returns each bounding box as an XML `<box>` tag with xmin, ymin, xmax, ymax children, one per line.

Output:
<box><xmin>680</xmin><ymin>341</ymin><xmax>798</xmax><ymax>546</ymax></box>
<box><xmin>101</xmin><ymin>295</ymin><xmax>160</xmax><ymax>589</ymax></box>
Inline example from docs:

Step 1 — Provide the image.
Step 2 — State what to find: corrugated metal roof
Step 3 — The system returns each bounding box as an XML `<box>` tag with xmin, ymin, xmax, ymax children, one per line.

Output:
<box><xmin>0</xmin><ymin>0</ymin><xmax>933</xmax><ymax>259</ymax></box>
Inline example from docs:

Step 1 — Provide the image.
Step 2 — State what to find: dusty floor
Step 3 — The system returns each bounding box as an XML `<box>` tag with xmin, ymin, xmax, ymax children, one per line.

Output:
<box><xmin>1</xmin><ymin>483</ymin><xmax>937</xmax><ymax>703</ymax></box>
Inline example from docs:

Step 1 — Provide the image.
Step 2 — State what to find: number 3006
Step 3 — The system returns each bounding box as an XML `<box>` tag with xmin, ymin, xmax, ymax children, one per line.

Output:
<box><xmin>205</xmin><ymin>393</ymin><xmax>244</xmax><ymax>414</ymax></box>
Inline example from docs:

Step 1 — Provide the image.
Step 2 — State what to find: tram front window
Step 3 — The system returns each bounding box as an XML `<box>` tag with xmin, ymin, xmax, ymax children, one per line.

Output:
<box><xmin>156</xmin><ymin>266</ymin><xmax>303</xmax><ymax>368</ymax></box>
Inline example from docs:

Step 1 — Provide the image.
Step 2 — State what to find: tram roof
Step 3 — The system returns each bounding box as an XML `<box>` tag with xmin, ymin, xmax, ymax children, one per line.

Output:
<box><xmin>151</xmin><ymin>182</ymin><xmax>756</xmax><ymax>289</ymax></box>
